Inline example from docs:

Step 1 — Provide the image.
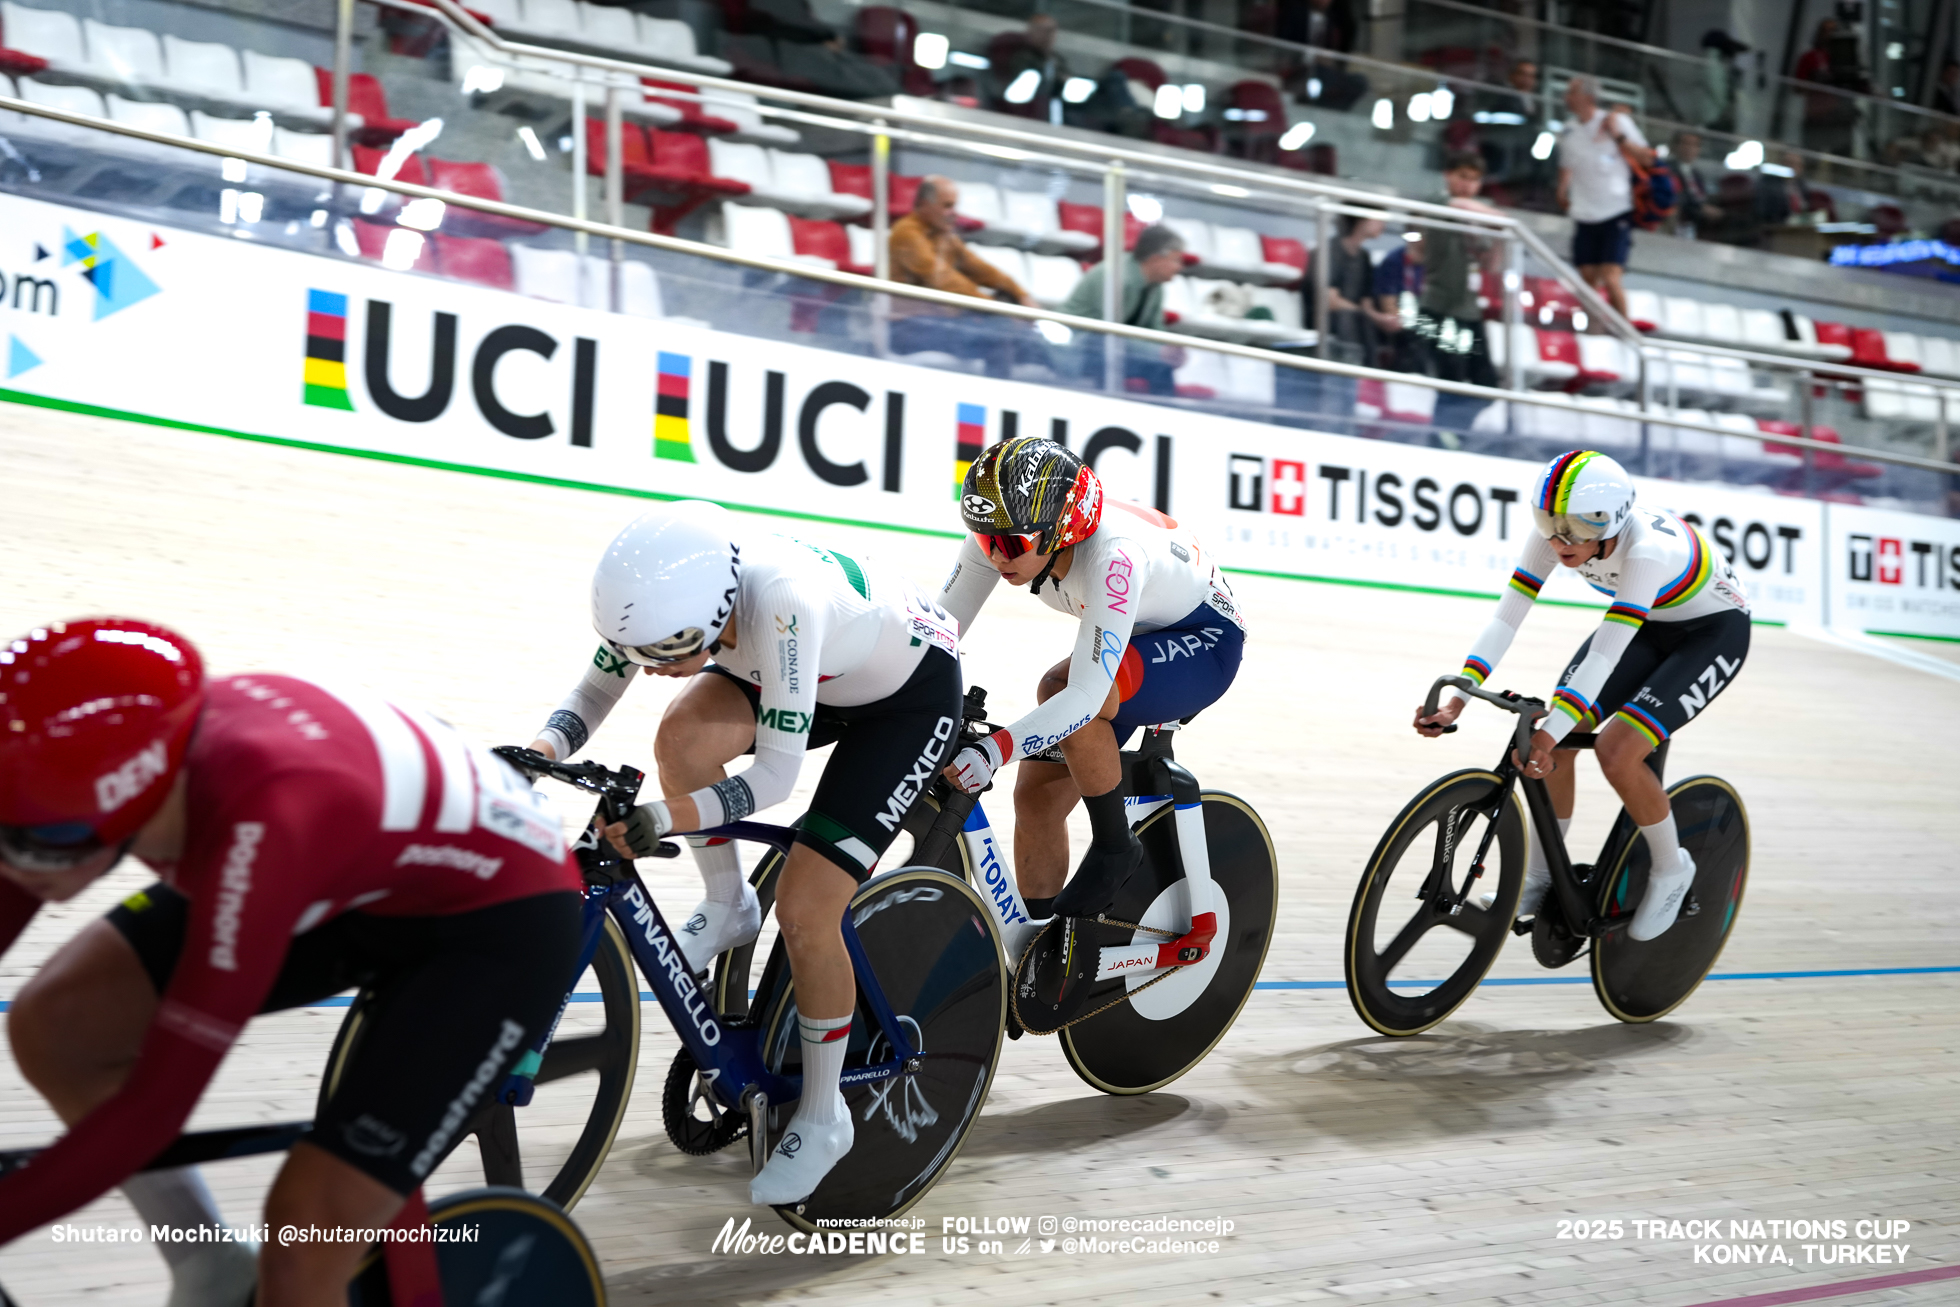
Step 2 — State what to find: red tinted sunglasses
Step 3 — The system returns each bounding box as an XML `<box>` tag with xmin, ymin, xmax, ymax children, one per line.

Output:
<box><xmin>976</xmin><ymin>531</ymin><xmax>1040</xmax><ymax>560</ymax></box>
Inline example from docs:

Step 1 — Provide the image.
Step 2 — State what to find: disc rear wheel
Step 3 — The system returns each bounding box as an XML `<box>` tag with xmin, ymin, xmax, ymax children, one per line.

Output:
<box><xmin>1592</xmin><ymin>776</ymin><xmax>1749</xmax><ymax>1023</ymax></box>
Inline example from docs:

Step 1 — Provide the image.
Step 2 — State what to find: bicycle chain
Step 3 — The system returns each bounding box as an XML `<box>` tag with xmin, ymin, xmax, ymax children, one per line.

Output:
<box><xmin>1010</xmin><ymin>917</ymin><xmax>1189</xmax><ymax>1036</ymax></box>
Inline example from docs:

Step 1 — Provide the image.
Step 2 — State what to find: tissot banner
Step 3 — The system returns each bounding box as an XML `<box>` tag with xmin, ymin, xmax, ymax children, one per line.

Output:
<box><xmin>0</xmin><ymin>191</ymin><xmax>1935</xmax><ymax>637</ymax></box>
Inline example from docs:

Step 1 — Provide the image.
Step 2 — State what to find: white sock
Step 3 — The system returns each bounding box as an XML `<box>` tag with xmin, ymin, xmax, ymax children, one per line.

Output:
<box><xmin>1640</xmin><ymin>812</ymin><xmax>1682</xmax><ymax>871</ymax></box>
<box><xmin>688</xmin><ymin>835</ymin><xmax>744</xmax><ymax>906</ymax></box>
<box><xmin>796</xmin><ymin>1013</ymin><xmax>852</xmax><ymax>1125</ymax></box>
<box><xmin>121</xmin><ymin>1169</ymin><xmax>228</xmax><ymax>1269</ymax></box>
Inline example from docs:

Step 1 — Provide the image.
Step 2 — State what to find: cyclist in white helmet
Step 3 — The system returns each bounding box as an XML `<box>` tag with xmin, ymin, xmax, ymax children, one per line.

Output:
<box><xmin>525</xmin><ymin>501</ymin><xmax>963</xmax><ymax>1206</ymax></box>
<box><xmin>1415</xmin><ymin>450</ymin><xmax>1750</xmax><ymax>941</ymax></box>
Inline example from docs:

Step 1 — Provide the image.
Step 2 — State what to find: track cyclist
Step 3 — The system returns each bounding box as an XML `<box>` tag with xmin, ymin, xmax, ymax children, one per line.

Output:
<box><xmin>938</xmin><ymin>437</ymin><xmax>1248</xmax><ymax>921</ymax></box>
<box><xmin>524</xmin><ymin>501</ymin><xmax>963</xmax><ymax>1206</ymax></box>
<box><xmin>1414</xmin><ymin>450</ymin><xmax>1750</xmax><ymax>940</ymax></box>
<box><xmin>0</xmin><ymin>618</ymin><xmax>583</xmax><ymax>1307</ymax></box>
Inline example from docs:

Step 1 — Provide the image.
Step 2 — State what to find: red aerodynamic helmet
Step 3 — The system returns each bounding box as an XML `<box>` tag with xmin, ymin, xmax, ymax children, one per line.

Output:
<box><xmin>0</xmin><ymin>618</ymin><xmax>206</xmax><ymax>868</ymax></box>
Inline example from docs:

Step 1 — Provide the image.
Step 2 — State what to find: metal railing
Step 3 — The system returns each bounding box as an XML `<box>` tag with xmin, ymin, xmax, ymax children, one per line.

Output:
<box><xmin>2</xmin><ymin>89</ymin><xmax>1954</xmax><ymax>482</ymax></box>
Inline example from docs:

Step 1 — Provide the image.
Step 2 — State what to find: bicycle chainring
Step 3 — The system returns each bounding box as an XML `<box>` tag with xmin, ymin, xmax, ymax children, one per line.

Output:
<box><xmin>661</xmin><ymin>1046</ymin><xmax>747</xmax><ymax>1156</ymax></box>
<box><xmin>1011</xmin><ymin>918</ymin><xmax>1185</xmax><ymax>1036</ymax></box>
<box><xmin>1531</xmin><ymin>910</ymin><xmax>1587</xmax><ymax>969</ymax></box>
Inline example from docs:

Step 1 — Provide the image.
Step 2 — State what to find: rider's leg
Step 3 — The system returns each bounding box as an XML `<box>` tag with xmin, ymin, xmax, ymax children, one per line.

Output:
<box><xmin>11</xmin><ymin>914</ymin><xmax>257</xmax><ymax>1306</ymax></box>
<box><xmin>751</xmin><ymin>844</ymin><xmax>861</xmax><ymax>1206</ymax></box>
<box><xmin>655</xmin><ymin>670</ymin><xmax>764</xmax><ymax>971</ymax></box>
<box><xmin>1515</xmin><ymin>748</ymin><xmax>1578</xmax><ymax>916</ymax></box>
<box><xmin>258</xmin><ymin>1147</ymin><xmax>405</xmax><ymax>1307</ymax></box>
<box><xmin>1597</xmin><ymin>716</ymin><xmax>1695</xmax><ymax>940</ymax></box>
<box><xmin>1012</xmin><ymin>656</ymin><xmax>1131</xmax><ymax>917</ymax></box>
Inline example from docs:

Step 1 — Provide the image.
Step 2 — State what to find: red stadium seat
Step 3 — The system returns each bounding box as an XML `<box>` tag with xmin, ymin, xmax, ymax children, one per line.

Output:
<box><xmin>855</xmin><ymin>6</ymin><xmax>932</xmax><ymax>95</ymax></box>
<box><xmin>1851</xmin><ymin>327</ymin><xmax>1919</xmax><ymax>373</ymax></box>
<box><xmin>642</xmin><ymin>79</ymin><xmax>741</xmax><ymax>134</ymax></box>
<box><xmin>312</xmin><ymin>69</ymin><xmax>416</xmax><ymax>142</ymax></box>
<box><xmin>427</xmin><ymin>158</ymin><xmax>547</xmax><ymax>237</ymax></box>
<box><xmin>1057</xmin><ymin>202</ymin><xmax>1144</xmax><ymax>255</ymax></box>
<box><xmin>1260</xmin><ymin>234</ymin><xmax>1306</xmax><ymax>279</ymax></box>
<box><xmin>1225</xmin><ymin>80</ymin><xmax>1287</xmax><ymax>160</ymax></box>
<box><xmin>431</xmin><ymin>234</ymin><xmax>514</xmax><ymax>289</ymax></box>
<box><xmin>787</xmin><ymin>216</ymin><xmax>870</xmax><ymax>274</ymax></box>
<box><xmin>350</xmin><ymin>219</ymin><xmax>435</xmax><ymax>271</ymax></box>
<box><xmin>351</xmin><ymin>143</ymin><xmax>429</xmax><ymax>186</ymax></box>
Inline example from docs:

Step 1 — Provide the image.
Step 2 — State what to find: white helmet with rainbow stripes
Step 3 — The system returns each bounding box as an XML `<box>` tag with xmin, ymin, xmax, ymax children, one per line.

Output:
<box><xmin>1530</xmin><ymin>450</ymin><xmax>1634</xmax><ymax>544</ymax></box>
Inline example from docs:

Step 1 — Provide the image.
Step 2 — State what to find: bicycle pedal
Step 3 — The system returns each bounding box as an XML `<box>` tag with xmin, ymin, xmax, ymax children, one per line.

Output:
<box><xmin>1012</xmin><ymin>920</ymin><xmax>1100</xmax><ymax>1036</ymax></box>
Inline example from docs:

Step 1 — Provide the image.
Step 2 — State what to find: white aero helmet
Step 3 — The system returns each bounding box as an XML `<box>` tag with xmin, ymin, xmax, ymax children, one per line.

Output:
<box><xmin>591</xmin><ymin>502</ymin><xmax>741</xmax><ymax>664</ymax></box>
<box><xmin>1531</xmin><ymin>450</ymin><xmax>1635</xmax><ymax>544</ymax></box>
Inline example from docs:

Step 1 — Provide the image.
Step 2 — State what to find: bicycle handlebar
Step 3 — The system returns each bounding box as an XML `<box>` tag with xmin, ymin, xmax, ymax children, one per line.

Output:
<box><xmin>1423</xmin><ymin>675</ymin><xmax>1548</xmax><ymax>764</ymax></box>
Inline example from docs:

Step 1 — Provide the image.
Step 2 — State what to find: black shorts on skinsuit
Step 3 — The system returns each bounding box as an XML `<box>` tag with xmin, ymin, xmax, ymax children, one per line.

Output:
<box><xmin>1557</xmin><ymin>608</ymin><xmax>1750</xmax><ymax>746</ymax></box>
<box><xmin>107</xmin><ymin>885</ymin><xmax>581</xmax><ymax>1194</ymax></box>
<box><xmin>702</xmin><ymin>645</ymin><xmax>963</xmax><ymax>881</ymax></box>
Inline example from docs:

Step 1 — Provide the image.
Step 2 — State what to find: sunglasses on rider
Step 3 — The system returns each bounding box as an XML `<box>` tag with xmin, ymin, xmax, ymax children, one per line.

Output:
<box><xmin>975</xmin><ymin>531</ymin><xmax>1041</xmax><ymax>561</ymax></box>
<box><xmin>0</xmin><ymin>821</ymin><xmax>107</xmax><ymax>874</ymax></box>
<box><xmin>609</xmin><ymin>629</ymin><xmax>709</xmax><ymax>667</ymax></box>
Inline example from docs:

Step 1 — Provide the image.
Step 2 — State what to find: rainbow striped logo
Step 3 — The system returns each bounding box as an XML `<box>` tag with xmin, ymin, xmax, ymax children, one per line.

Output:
<box><xmin>1654</xmin><ymin>517</ymin><xmax>1711</xmax><ymax>608</ymax></box>
<box><xmin>1605</xmin><ymin>600</ymin><xmax>1649</xmax><ymax>628</ymax></box>
<box><xmin>1551</xmin><ymin>686</ymin><xmax>1598</xmax><ymax>728</ymax></box>
<box><xmin>654</xmin><ymin>352</ymin><xmax>694</xmax><ymax>462</ymax></box>
<box><xmin>954</xmin><ymin>403</ymin><xmax>985</xmax><ymax>499</ymax></box>
<box><xmin>1539</xmin><ymin>449</ymin><xmax>1602</xmax><ymax>513</ymax></box>
<box><xmin>1461</xmin><ymin>655</ymin><xmax>1492</xmax><ymax>685</ymax></box>
<box><xmin>1508</xmin><ymin>568</ymin><xmax>1545</xmax><ymax>600</ymax></box>
<box><xmin>302</xmin><ymin>290</ymin><xmax>354</xmax><ymax>411</ymax></box>
<box><xmin>1616</xmin><ymin>703</ymin><xmax>1669</xmax><ymax>746</ymax></box>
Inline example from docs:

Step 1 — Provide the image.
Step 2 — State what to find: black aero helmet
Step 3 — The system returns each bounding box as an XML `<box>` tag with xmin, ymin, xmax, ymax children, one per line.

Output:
<box><xmin>958</xmin><ymin>437</ymin><xmax>1104</xmax><ymax>557</ymax></box>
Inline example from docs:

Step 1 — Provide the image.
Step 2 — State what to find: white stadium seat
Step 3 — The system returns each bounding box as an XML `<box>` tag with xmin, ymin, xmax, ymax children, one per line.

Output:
<box><xmin>273</xmin><ymin>126</ymin><xmax>334</xmax><ymax>168</ymax></box>
<box><xmin>954</xmin><ymin>182</ymin><xmax>1034</xmax><ymax>244</ymax></box>
<box><xmin>104</xmin><ymin>91</ymin><xmax>188</xmax><ymax>135</ymax></box>
<box><xmin>768</xmin><ymin>149</ymin><xmax>869</xmax><ymax>219</ymax></box>
<box><xmin>2</xmin><ymin>4</ymin><xmax>85</xmax><ymax>68</ymax></box>
<box><xmin>510</xmin><ymin>245</ymin><xmax>582</xmax><ymax>303</ymax></box>
<box><xmin>17</xmin><ymin>78</ymin><xmax>105</xmax><ymax>117</ymax></box>
<box><xmin>1661</xmin><ymin>295</ymin><xmax>1706</xmax><ymax>339</ymax></box>
<box><xmin>846</xmin><ymin>224</ymin><xmax>874</xmax><ymax>271</ymax></box>
<box><xmin>165</xmin><ymin>35</ymin><xmax>246</xmax><ymax>99</ymax></box>
<box><xmin>1918</xmin><ymin>335</ymin><xmax>1960</xmax><ymax>379</ymax></box>
<box><xmin>968</xmin><ymin>244</ymin><xmax>1030</xmax><ymax>289</ymax></box>
<box><xmin>1162</xmin><ymin>217</ymin><xmax>1216</xmax><ymax>266</ymax></box>
<box><xmin>1025</xmin><ymin>253</ymin><xmax>1084</xmax><ymax>307</ymax></box>
<box><xmin>1622</xmin><ymin>288</ymin><xmax>1662</xmax><ymax>331</ymax></box>
<box><xmin>1002</xmin><ymin>191</ymin><xmax>1096</xmax><ymax>255</ymax></box>
<box><xmin>709</xmin><ymin>203</ymin><xmax>836</xmax><ymax>270</ymax></box>
<box><xmin>1883</xmin><ymin>331</ymin><xmax>1926</xmax><ymax>373</ymax></box>
<box><xmin>1485</xmin><ymin>323</ymin><xmax>1578</xmax><ymax>388</ymax></box>
<box><xmin>518</xmin><ymin>0</ymin><xmax>581</xmax><ymax>37</ymax></box>
<box><xmin>635</xmin><ymin>16</ymin><xmax>731</xmax><ymax>74</ymax></box>
<box><xmin>191</xmin><ymin>109</ymin><xmax>272</xmax><ymax>153</ymax></box>
<box><xmin>696</xmin><ymin>87</ymin><xmax>796</xmax><ymax>143</ymax></box>
<box><xmin>1698</xmin><ymin>302</ymin><xmax>1741</xmax><ymax>343</ymax></box>
<box><xmin>578</xmin><ymin>3</ymin><xmax>637</xmax><ymax>47</ymax></box>
<box><xmin>1575</xmin><ymin>397</ymin><xmax>1640</xmax><ymax>454</ymax></box>
<box><xmin>1209</xmin><ymin>225</ymin><xmax>1301</xmax><ymax>283</ymax></box>
<box><xmin>83</xmin><ymin>19</ymin><xmax>166</xmax><ymax>83</ymax></box>
<box><xmin>577</xmin><ymin>255</ymin><xmax>664</xmax><ymax>316</ymax></box>
<box><xmin>1739</xmin><ymin>308</ymin><xmax>1788</xmax><ymax>353</ymax></box>
<box><xmin>1788</xmin><ymin>313</ymin><xmax>1852</xmax><ymax>360</ymax></box>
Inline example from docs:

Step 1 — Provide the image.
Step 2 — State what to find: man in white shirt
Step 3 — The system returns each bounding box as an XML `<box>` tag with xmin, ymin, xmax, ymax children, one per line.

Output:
<box><xmin>1556</xmin><ymin>75</ymin><xmax>1653</xmax><ymax>317</ymax></box>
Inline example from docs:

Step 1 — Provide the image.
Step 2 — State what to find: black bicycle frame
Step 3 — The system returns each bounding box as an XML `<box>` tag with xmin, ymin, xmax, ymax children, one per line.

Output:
<box><xmin>1424</xmin><ymin>675</ymin><xmax>1669</xmax><ymax>937</ymax></box>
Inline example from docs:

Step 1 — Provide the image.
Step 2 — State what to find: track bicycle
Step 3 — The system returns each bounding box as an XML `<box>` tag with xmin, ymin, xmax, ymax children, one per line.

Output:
<box><xmin>763</xmin><ymin>685</ymin><xmax>1277</xmax><ymax>1096</ymax></box>
<box><xmin>0</xmin><ymin>1121</ymin><xmax>607</xmax><ymax>1305</ymax></box>
<box><xmin>1344</xmin><ymin>674</ymin><xmax>1750</xmax><ymax>1037</ymax></box>
<box><xmin>324</xmin><ymin>748</ymin><xmax>1007</xmax><ymax>1230</ymax></box>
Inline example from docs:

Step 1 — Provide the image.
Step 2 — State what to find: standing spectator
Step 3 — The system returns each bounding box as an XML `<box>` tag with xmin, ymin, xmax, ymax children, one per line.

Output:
<box><xmin>1557</xmin><ymin>74</ymin><xmax>1652</xmax><ymax>317</ymax></box>
<box><xmin>1933</xmin><ymin>58</ymin><xmax>1960</xmax><ymax>117</ymax></box>
<box><xmin>1794</xmin><ymin>18</ymin><xmax>1866</xmax><ymax>158</ymax></box>
<box><xmin>1475</xmin><ymin>59</ymin><xmax>1552</xmax><ymax>209</ymax></box>
<box><xmin>1699</xmin><ymin>29</ymin><xmax>1748</xmax><ymax>135</ymax></box>
<box><xmin>1417</xmin><ymin>151</ymin><xmax>1500</xmax><ymax>443</ymax></box>
<box><xmin>1279</xmin><ymin>0</ymin><xmax>1368</xmax><ymax>111</ymax></box>
<box><xmin>887</xmin><ymin>175</ymin><xmax>1046</xmax><ymax>378</ymax></box>
<box><xmin>991</xmin><ymin>14</ymin><xmax>1073</xmax><ymax>121</ymax></box>
<box><xmin>1666</xmin><ymin>130</ymin><xmax>1719</xmax><ymax>238</ymax></box>
<box><xmin>1058</xmin><ymin>224</ymin><xmax>1188</xmax><ymax>394</ymax></box>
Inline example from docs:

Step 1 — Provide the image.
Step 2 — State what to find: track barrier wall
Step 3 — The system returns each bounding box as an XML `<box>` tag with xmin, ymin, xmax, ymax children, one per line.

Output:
<box><xmin>4</xmin><ymin>192</ymin><xmax>1957</xmax><ymax>640</ymax></box>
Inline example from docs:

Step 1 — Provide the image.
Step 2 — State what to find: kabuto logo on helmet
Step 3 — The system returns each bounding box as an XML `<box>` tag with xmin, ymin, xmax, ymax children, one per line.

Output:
<box><xmin>962</xmin><ymin>494</ymin><xmax>998</xmax><ymax>518</ymax></box>
<box><xmin>95</xmin><ymin>739</ymin><xmax>171</xmax><ymax>814</ymax></box>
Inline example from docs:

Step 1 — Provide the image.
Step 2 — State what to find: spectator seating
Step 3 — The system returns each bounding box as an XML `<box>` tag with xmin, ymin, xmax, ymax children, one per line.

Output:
<box><xmin>853</xmin><ymin>6</ymin><xmax>932</xmax><ymax>96</ymax></box>
<box><xmin>1024</xmin><ymin>254</ymin><xmax>1085</xmax><ymax>308</ymax></box>
<box><xmin>432</xmin><ymin>233</ymin><xmax>515</xmax><ymax>289</ymax></box>
<box><xmin>1166</xmin><ymin>218</ymin><xmax>1301</xmax><ymax>284</ymax></box>
<box><xmin>1173</xmin><ymin>347</ymin><xmax>1277</xmax><ymax>406</ymax></box>
<box><xmin>787</xmin><ymin>216</ymin><xmax>872</xmax><ymax>275</ymax></box>
<box><xmin>0</xmin><ymin>4</ymin><xmax>367</xmax><ymax>133</ymax></box>
<box><xmin>956</xmin><ymin>183</ymin><xmax>1096</xmax><ymax>254</ymax></box>
<box><xmin>639</xmin><ymin>80</ymin><xmax>798</xmax><ymax>143</ymax></box>
<box><xmin>351</xmin><ymin>217</ymin><xmax>437</xmax><ymax>271</ymax></box>
<box><xmin>462</xmin><ymin>0</ymin><xmax>731</xmax><ymax>74</ymax></box>
<box><xmin>1160</xmin><ymin>276</ymin><xmax>1308</xmax><ymax>346</ymax></box>
<box><xmin>704</xmin><ymin>139</ymin><xmax>869</xmax><ymax>219</ymax></box>
<box><xmin>823</xmin><ymin>161</ymin><xmax>926</xmax><ymax>221</ymax></box>
<box><xmin>505</xmin><ymin>243</ymin><xmax>665</xmax><ymax>315</ymax></box>
<box><xmin>709</xmin><ymin>201</ymin><xmax>846</xmax><ymax>271</ymax></box>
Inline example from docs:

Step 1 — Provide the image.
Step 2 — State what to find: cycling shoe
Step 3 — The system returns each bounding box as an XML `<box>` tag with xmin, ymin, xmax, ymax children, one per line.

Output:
<box><xmin>677</xmin><ymin>883</ymin><xmax>762</xmax><ymax>975</ymax></box>
<box><xmin>1053</xmin><ymin>838</ymin><xmax>1143</xmax><ymax>919</ymax></box>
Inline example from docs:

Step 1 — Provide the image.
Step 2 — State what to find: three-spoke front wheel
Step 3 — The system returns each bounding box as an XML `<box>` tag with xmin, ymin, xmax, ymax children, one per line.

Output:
<box><xmin>1345</xmin><ymin>769</ymin><xmax>1525</xmax><ymax>1037</ymax></box>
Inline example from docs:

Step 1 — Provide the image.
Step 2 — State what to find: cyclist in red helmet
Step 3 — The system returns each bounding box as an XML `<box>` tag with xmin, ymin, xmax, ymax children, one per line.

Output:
<box><xmin>0</xmin><ymin>618</ymin><xmax>584</xmax><ymax>1307</ymax></box>
<box><xmin>939</xmin><ymin>437</ymin><xmax>1248</xmax><ymax>920</ymax></box>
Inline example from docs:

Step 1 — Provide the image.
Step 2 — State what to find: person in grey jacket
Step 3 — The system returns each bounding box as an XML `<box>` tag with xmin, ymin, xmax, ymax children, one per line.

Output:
<box><xmin>1060</xmin><ymin>223</ymin><xmax>1187</xmax><ymax>393</ymax></box>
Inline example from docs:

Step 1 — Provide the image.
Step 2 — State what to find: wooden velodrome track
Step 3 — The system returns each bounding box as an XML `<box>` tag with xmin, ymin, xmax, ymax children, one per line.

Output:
<box><xmin>1</xmin><ymin>404</ymin><xmax>1956</xmax><ymax>1307</ymax></box>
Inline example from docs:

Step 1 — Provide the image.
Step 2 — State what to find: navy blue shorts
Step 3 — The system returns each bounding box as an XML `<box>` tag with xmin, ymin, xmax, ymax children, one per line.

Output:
<box><xmin>1109</xmin><ymin>601</ymin><xmax>1245</xmax><ymax>745</ymax></box>
<box><xmin>1572</xmin><ymin>211</ymin><xmax>1633</xmax><ymax>267</ymax></box>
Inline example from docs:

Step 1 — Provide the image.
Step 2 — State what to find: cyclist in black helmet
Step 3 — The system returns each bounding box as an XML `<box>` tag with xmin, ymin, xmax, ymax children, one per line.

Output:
<box><xmin>938</xmin><ymin>437</ymin><xmax>1248</xmax><ymax>920</ymax></box>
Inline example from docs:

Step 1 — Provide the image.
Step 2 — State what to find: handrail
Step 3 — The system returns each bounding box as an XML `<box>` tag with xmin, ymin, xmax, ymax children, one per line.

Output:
<box><xmin>2</xmin><ymin>91</ymin><xmax>1952</xmax><ymax>479</ymax></box>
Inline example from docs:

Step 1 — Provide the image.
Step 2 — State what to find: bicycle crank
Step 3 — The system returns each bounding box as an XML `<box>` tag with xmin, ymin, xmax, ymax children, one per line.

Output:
<box><xmin>1011</xmin><ymin>917</ymin><xmax>1202</xmax><ymax>1036</ymax></box>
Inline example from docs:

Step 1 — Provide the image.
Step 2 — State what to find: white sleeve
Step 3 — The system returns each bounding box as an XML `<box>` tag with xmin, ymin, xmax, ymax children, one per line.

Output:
<box><xmin>937</xmin><ymin>535</ymin><xmax>999</xmax><ymax>640</ymax></box>
<box><xmin>676</xmin><ymin>576</ymin><xmax>813</xmax><ymax>827</ymax></box>
<box><xmin>1448</xmin><ymin>534</ymin><xmax>1558</xmax><ymax>705</ymax></box>
<box><xmin>993</xmin><ymin>547</ymin><xmax>1135</xmax><ymax>762</ymax></box>
<box><xmin>1616</xmin><ymin>112</ymin><xmax>1648</xmax><ymax>149</ymax></box>
<box><xmin>537</xmin><ymin>644</ymin><xmax>637</xmax><ymax>760</ymax></box>
<box><xmin>1542</xmin><ymin>547</ymin><xmax>1663</xmax><ymax>747</ymax></box>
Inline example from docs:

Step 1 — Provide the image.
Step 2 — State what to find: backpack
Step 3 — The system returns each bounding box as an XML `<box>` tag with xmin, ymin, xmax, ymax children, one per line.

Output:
<box><xmin>1631</xmin><ymin>159</ymin><xmax>1678</xmax><ymax>230</ymax></box>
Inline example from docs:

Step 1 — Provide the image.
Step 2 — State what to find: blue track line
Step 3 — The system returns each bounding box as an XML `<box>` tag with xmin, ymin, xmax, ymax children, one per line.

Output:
<box><xmin>1</xmin><ymin>965</ymin><xmax>1952</xmax><ymax>1014</ymax></box>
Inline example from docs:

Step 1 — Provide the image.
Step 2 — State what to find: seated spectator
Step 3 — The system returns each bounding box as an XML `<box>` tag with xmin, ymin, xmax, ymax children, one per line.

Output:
<box><xmin>887</xmin><ymin>175</ymin><xmax>1048</xmax><ymax>379</ymax></box>
<box><xmin>1057</xmin><ymin>223</ymin><xmax>1187</xmax><ymax>394</ymax></box>
<box><xmin>1936</xmin><ymin>58</ymin><xmax>1960</xmax><ymax>117</ymax></box>
<box><xmin>1280</xmin><ymin>0</ymin><xmax>1368</xmax><ymax>111</ymax></box>
<box><xmin>1665</xmin><ymin>130</ymin><xmax>1719</xmax><ymax>238</ymax></box>
<box><xmin>1279</xmin><ymin>211</ymin><xmax>1394</xmax><ymax>428</ymax></box>
<box><xmin>1757</xmin><ymin>150</ymin><xmax>1831</xmax><ymax>228</ymax></box>
<box><xmin>990</xmin><ymin>15</ymin><xmax>1073</xmax><ymax>121</ymax></box>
